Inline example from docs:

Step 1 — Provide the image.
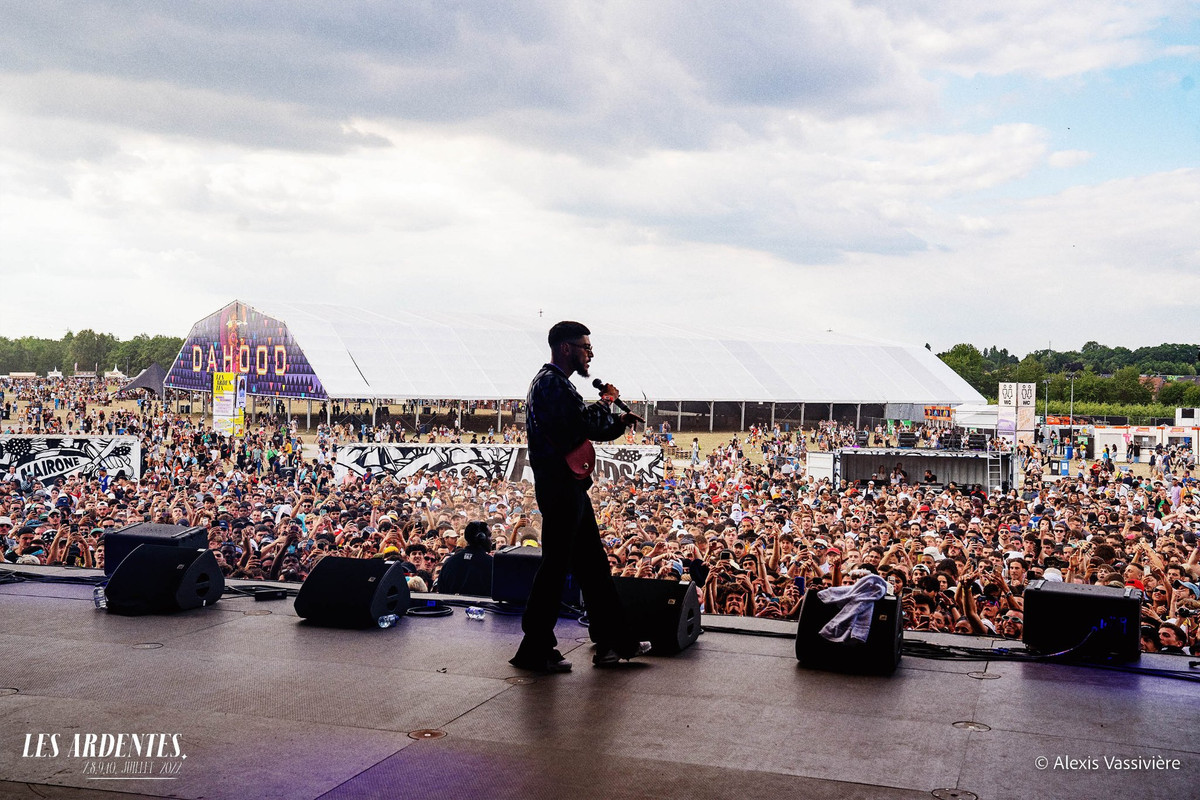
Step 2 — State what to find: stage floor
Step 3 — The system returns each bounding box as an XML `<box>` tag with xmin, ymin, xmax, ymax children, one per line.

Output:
<box><xmin>1</xmin><ymin>569</ymin><xmax>1197</xmax><ymax>800</ymax></box>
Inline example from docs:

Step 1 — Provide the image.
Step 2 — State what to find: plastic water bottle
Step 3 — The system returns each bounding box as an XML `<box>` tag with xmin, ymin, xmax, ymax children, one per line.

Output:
<box><xmin>465</xmin><ymin>606</ymin><xmax>485</xmax><ymax>621</ymax></box>
<box><xmin>376</xmin><ymin>614</ymin><xmax>400</xmax><ymax>629</ymax></box>
<box><xmin>93</xmin><ymin>586</ymin><xmax>107</xmax><ymax>609</ymax></box>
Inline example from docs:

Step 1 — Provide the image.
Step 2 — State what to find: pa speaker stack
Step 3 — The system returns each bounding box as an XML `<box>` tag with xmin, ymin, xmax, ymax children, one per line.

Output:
<box><xmin>490</xmin><ymin>545</ymin><xmax>583</xmax><ymax>608</ymax></box>
<box><xmin>855</xmin><ymin>431</ymin><xmax>869</xmax><ymax>447</ymax></box>
<box><xmin>104</xmin><ymin>546</ymin><xmax>224</xmax><ymax>615</ymax></box>
<box><xmin>967</xmin><ymin>433</ymin><xmax>988</xmax><ymax>451</ymax></box>
<box><xmin>294</xmin><ymin>556</ymin><xmax>411</xmax><ymax>628</ymax></box>
<box><xmin>896</xmin><ymin>432</ymin><xmax>918</xmax><ymax>448</ymax></box>
<box><xmin>1023</xmin><ymin>580</ymin><xmax>1141</xmax><ymax>662</ymax></box>
<box><xmin>103</xmin><ymin>522</ymin><xmax>207</xmax><ymax>576</ymax></box>
<box><xmin>795</xmin><ymin>587</ymin><xmax>902</xmax><ymax>674</ymax></box>
<box><xmin>612</xmin><ymin>577</ymin><xmax>701</xmax><ymax>655</ymax></box>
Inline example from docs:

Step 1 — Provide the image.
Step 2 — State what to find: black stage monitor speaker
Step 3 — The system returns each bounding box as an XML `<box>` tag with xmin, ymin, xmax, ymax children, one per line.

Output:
<box><xmin>490</xmin><ymin>545</ymin><xmax>582</xmax><ymax>608</ymax></box>
<box><xmin>1023</xmin><ymin>580</ymin><xmax>1141</xmax><ymax>662</ymax></box>
<box><xmin>897</xmin><ymin>432</ymin><xmax>918</xmax><ymax>448</ymax></box>
<box><xmin>104</xmin><ymin>523</ymin><xmax>208</xmax><ymax>576</ymax></box>
<box><xmin>855</xmin><ymin>431</ymin><xmax>869</xmax><ymax>447</ymax></box>
<box><xmin>104</xmin><ymin>545</ymin><xmax>224</xmax><ymax>616</ymax></box>
<box><xmin>294</xmin><ymin>556</ymin><xmax>411</xmax><ymax>628</ymax></box>
<box><xmin>613</xmin><ymin>576</ymin><xmax>701</xmax><ymax>655</ymax></box>
<box><xmin>967</xmin><ymin>433</ymin><xmax>988</xmax><ymax>451</ymax></box>
<box><xmin>795</xmin><ymin>587</ymin><xmax>902</xmax><ymax>674</ymax></box>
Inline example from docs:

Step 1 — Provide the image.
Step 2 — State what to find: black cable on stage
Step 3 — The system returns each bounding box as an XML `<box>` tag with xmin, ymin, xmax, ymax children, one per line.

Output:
<box><xmin>0</xmin><ymin>568</ymin><xmax>106</xmax><ymax>586</ymax></box>
<box><xmin>425</xmin><ymin>596</ymin><xmax>583</xmax><ymax>619</ymax></box>
<box><xmin>0</xmin><ymin>568</ymin><xmax>310</xmax><ymax>599</ymax></box>
<box><xmin>487</xmin><ymin>603</ymin><xmax>526</xmax><ymax>616</ymax></box>
<box><xmin>406</xmin><ymin>600</ymin><xmax>454</xmax><ymax>618</ymax></box>
<box><xmin>702</xmin><ymin>625</ymin><xmax>794</xmax><ymax>639</ymax></box>
<box><xmin>900</xmin><ymin>633</ymin><xmax>1200</xmax><ymax>683</ymax></box>
<box><xmin>427</xmin><ymin>598</ymin><xmax>514</xmax><ymax>616</ymax></box>
<box><xmin>1077</xmin><ymin>662</ymin><xmax>1200</xmax><ymax>682</ymax></box>
<box><xmin>222</xmin><ymin>584</ymin><xmax>300</xmax><ymax>599</ymax></box>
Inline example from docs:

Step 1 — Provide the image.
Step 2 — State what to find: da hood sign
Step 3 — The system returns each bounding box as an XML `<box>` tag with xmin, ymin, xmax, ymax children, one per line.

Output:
<box><xmin>165</xmin><ymin>301</ymin><xmax>328</xmax><ymax>400</ymax></box>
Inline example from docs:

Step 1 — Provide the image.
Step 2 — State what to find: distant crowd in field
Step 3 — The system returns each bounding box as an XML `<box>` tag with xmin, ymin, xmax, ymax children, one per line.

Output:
<box><xmin>1</xmin><ymin>379</ymin><xmax>1197</xmax><ymax>656</ymax></box>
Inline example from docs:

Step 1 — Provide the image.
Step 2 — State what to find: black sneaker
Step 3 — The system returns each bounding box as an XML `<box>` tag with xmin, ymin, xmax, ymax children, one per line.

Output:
<box><xmin>510</xmin><ymin>650</ymin><xmax>572</xmax><ymax>673</ymax></box>
<box><xmin>593</xmin><ymin>640</ymin><xmax>652</xmax><ymax>667</ymax></box>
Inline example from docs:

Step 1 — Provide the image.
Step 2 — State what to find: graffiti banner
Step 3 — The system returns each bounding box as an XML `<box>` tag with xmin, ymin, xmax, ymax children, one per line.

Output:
<box><xmin>0</xmin><ymin>437</ymin><xmax>141</xmax><ymax>482</ymax></box>
<box><xmin>592</xmin><ymin>445</ymin><xmax>665</xmax><ymax>483</ymax></box>
<box><xmin>335</xmin><ymin>444</ymin><xmax>529</xmax><ymax>482</ymax></box>
<box><xmin>333</xmin><ymin>444</ymin><xmax>663</xmax><ymax>485</ymax></box>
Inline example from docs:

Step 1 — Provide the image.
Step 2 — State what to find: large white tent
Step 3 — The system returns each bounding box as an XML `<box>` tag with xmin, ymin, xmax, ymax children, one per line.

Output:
<box><xmin>166</xmin><ymin>300</ymin><xmax>983</xmax><ymax>409</ymax></box>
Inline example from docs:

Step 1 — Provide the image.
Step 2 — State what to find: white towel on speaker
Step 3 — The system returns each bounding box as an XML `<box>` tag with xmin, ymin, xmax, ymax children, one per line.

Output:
<box><xmin>816</xmin><ymin>574</ymin><xmax>889</xmax><ymax>644</ymax></box>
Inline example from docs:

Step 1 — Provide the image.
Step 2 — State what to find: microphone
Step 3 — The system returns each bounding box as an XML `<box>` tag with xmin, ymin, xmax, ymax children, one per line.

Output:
<box><xmin>592</xmin><ymin>378</ymin><xmax>632</xmax><ymax>413</ymax></box>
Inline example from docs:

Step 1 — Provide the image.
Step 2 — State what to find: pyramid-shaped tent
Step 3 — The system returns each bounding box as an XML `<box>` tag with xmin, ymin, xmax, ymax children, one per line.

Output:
<box><xmin>121</xmin><ymin>362</ymin><xmax>168</xmax><ymax>398</ymax></box>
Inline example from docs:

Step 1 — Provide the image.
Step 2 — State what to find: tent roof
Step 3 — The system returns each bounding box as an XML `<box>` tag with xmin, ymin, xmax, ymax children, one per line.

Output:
<box><xmin>954</xmin><ymin>403</ymin><xmax>999</xmax><ymax>429</ymax></box>
<box><xmin>120</xmin><ymin>362</ymin><xmax>168</xmax><ymax>398</ymax></box>
<box><xmin>231</xmin><ymin>300</ymin><xmax>984</xmax><ymax>406</ymax></box>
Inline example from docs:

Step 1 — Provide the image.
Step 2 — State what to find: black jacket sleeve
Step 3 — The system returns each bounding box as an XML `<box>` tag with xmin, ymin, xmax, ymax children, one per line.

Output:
<box><xmin>526</xmin><ymin>365</ymin><xmax>626</xmax><ymax>471</ymax></box>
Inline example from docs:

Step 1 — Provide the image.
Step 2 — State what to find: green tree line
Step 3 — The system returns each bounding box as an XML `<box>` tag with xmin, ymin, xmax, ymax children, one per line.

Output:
<box><xmin>0</xmin><ymin>331</ymin><xmax>183</xmax><ymax>377</ymax></box>
<box><xmin>939</xmin><ymin>341</ymin><xmax>1200</xmax><ymax>410</ymax></box>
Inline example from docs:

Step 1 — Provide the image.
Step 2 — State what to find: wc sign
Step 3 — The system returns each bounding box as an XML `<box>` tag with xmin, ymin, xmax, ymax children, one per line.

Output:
<box><xmin>1018</xmin><ymin>383</ymin><xmax>1037</xmax><ymax>407</ymax></box>
<box><xmin>999</xmin><ymin>383</ymin><xmax>1017</xmax><ymax>407</ymax></box>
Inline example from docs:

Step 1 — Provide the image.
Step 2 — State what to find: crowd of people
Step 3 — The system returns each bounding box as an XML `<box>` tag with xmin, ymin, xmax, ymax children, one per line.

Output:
<box><xmin>1</xmin><ymin>377</ymin><xmax>132</xmax><ymax>434</ymax></box>
<box><xmin>2</xmin><ymin>380</ymin><xmax>1198</xmax><ymax>657</ymax></box>
<box><xmin>326</xmin><ymin>420</ymin><xmax>526</xmax><ymax>447</ymax></box>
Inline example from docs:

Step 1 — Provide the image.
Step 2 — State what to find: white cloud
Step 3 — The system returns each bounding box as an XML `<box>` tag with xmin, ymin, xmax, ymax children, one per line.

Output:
<box><xmin>877</xmin><ymin>0</ymin><xmax>1195</xmax><ymax>77</ymax></box>
<box><xmin>0</xmin><ymin>104</ymin><xmax>1143</xmax><ymax>352</ymax></box>
<box><xmin>1048</xmin><ymin>150</ymin><xmax>1095</xmax><ymax>168</ymax></box>
<box><xmin>0</xmin><ymin>1</ymin><xmax>938</xmax><ymax>157</ymax></box>
<box><xmin>0</xmin><ymin>0</ymin><xmax>1195</xmax><ymax>358</ymax></box>
<box><xmin>838</xmin><ymin>168</ymin><xmax>1200</xmax><ymax>350</ymax></box>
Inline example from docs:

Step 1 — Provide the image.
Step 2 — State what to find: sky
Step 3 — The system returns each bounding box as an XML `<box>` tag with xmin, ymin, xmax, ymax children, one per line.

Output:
<box><xmin>0</xmin><ymin>1</ymin><xmax>1197</xmax><ymax>355</ymax></box>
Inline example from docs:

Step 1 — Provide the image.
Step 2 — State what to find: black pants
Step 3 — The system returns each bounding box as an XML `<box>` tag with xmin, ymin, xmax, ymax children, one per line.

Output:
<box><xmin>516</xmin><ymin>473</ymin><xmax>631</xmax><ymax>658</ymax></box>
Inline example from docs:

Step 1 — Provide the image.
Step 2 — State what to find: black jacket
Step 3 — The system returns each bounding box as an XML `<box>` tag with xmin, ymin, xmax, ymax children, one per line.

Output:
<box><xmin>525</xmin><ymin>363</ymin><xmax>626</xmax><ymax>483</ymax></box>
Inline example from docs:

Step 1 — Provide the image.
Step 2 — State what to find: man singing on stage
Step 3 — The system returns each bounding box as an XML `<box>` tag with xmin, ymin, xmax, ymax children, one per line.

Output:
<box><xmin>509</xmin><ymin>321</ymin><xmax>650</xmax><ymax>673</ymax></box>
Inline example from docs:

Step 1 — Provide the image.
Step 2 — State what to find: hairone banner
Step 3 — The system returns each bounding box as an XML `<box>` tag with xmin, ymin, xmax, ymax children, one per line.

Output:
<box><xmin>332</xmin><ymin>444</ymin><xmax>664</xmax><ymax>485</ymax></box>
<box><xmin>0</xmin><ymin>437</ymin><xmax>141</xmax><ymax>482</ymax></box>
<box><xmin>164</xmin><ymin>301</ymin><xmax>328</xmax><ymax>400</ymax></box>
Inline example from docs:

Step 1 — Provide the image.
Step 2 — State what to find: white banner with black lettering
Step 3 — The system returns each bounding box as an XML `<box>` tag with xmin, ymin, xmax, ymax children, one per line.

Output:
<box><xmin>0</xmin><ymin>436</ymin><xmax>141</xmax><ymax>483</ymax></box>
<box><xmin>333</xmin><ymin>443</ymin><xmax>663</xmax><ymax>485</ymax></box>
